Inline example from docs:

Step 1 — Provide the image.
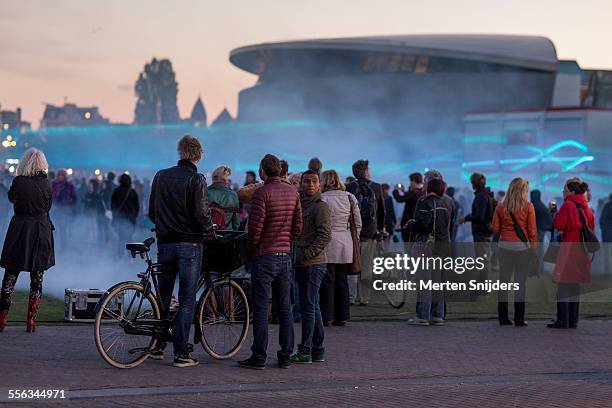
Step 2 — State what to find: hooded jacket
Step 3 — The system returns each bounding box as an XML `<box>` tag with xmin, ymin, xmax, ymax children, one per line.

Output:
<box><xmin>530</xmin><ymin>190</ymin><xmax>552</xmax><ymax>233</ymax></box>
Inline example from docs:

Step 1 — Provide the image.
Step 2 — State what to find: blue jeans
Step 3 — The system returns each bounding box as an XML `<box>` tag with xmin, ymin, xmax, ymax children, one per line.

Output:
<box><xmin>250</xmin><ymin>254</ymin><xmax>294</xmax><ymax>363</ymax></box>
<box><xmin>157</xmin><ymin>242</ymin><xmax>203</xmax><ymax>357</ymax></box>
<box><xmin>295</xmin><ymin>264</ymin><xmax>326</xmax><ymax>355</ymax></box>
<box><xmin>416</xmin><ymin>267</ymin><xmax>445</xmax><ymax>321</ymax></box>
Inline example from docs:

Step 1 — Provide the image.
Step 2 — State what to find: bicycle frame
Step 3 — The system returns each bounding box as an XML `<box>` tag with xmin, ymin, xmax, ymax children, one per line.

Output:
<box><xmin>115</xmin><ymin>249</ymin><xmax>237</xmax><ymax>343</ymax></box>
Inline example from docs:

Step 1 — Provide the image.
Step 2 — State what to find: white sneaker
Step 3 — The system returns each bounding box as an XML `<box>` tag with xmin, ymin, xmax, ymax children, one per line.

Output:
<box><xmin>430</xmin><ymin>317</ymin><xmax>445</xmax><ymax>326</ymax></box>
<box><xmin>407</xmin><ymin>318</ymin><xmax>430</xmax><ymax>326</ymax></box>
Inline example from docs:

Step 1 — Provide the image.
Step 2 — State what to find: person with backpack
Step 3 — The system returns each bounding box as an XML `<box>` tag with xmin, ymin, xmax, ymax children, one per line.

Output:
<box><xmin>346</xmin><ymin>159</ymin><xmax>386</xmax><ymax>306</ymax></box>
<box><xmin>547</xmin><ymin>180</ymin><xmax>596</xmax><ymax>329</ymax></box>
<box><xmin>111</xmin><ymin>174</ymin><xmax>140</xmax><ymax>255</ymax></box>
<box><xmin>407</xmin><ymin>178</ymin><xmax>451</xmax><ymax>326</ymax></box>
<box><xmin>491</xmin><ymin>178</ymin><xmax>537</xmax><ymax>327</ymax></box>
<box><xmin>208</xmin><ymin>165</ymin><xmax>240</xmax><ymax>230</ymax></box>
<box><xmin>460</xmin><ymin>172</ymin><xmax>496</xmax><ymax>296</ymax></box>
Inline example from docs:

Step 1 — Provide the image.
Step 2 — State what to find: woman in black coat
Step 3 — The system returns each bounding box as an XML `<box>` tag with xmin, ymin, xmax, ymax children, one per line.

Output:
<box><xmin>0</xmin><ymin>148</ymin><xmax>55</xmax><ymax>333</ymax></box>
<box><xmin>111</xmin><ymin>174</ymin><xmax>139</xmax><ymax>255</ymax></box>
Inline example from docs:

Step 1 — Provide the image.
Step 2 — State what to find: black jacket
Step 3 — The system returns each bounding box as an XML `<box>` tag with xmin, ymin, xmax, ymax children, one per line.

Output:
<box><xmin>148</xmin><ymin>160</ymin><xmax>212</xmax><ymax>244</ymax></box>
<box><xmin>346</xmin><ymin>178</ymin><xmax>386</xmax><ymax>239</ymax></box>
<box><xmin>465</xmin><ymin>187</ymin><xmax>493</xmax><ymax>238</ymax></box>
<box><xmin>111</xmin><ymin>186</ymin><xmax>140</xmax><ymax>226</ymax></box>
<box><xmin>384</xmin><ymin>194</ymin><xmax>396</xmax><ymax>234</ymax></box>
<box><xmin>1</xmin><ymin>173</ymin><xmax>55</xmax><ymax>272</ymax></box>
<box><xmin>414</xmin><ymin>194</ymin><xmax>451</xmax><ymax>243</ymax></box>
<box><xmin>530</xmin><ymin>191</ymin><xmax>552</xmax><ymax>233</ymax></box>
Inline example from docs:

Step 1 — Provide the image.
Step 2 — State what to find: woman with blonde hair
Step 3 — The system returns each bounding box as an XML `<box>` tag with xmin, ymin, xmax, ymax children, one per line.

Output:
<box><xmin>319</xmin><ymin>170</ymin><xmax>362</xmax><ymax>326</ymax></box>
<box><xmin>0</xmin><ymin>148</ymin><xmax>55</xmax><ymax>332</ymax></box>
<box><xmin>491</xmin><ymin>177</ymin><xmax>537</xmax><ymax>327</ymax></box>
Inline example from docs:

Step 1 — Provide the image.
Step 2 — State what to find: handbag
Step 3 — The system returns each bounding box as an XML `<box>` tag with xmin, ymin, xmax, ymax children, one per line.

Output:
<box><xmin>508</xmin><ymin>212</ymin><xmax>539</xmax><ymax>277</ymax></box>
<box><xmin>347</xmin><ymin>194</ymin><xmax>361</xmax><ymax>275</ymax></box>
<box><xmin>574</xmin><ymin>202</ymin><xmax>600</xmax><ymax>255</ymax></box>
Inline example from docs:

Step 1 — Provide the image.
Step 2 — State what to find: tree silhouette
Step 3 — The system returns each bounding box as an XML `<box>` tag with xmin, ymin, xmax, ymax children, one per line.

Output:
<box><xmin>134</xmin><ymin>58</ymin><xmax>180</xmax><ymax>124</ymax></box>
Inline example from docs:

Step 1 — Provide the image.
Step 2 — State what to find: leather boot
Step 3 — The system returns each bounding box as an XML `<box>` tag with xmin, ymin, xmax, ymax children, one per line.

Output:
<box><xmin>26</xmin><ymin>296</ymin><xmax>41</xmax><ymax>333</ymax></box>
<box><xmin>0</xmin><ymin>310</ymin><xmax>8</xmax><ymax>332</ymax></box>
<box><xmin>498</xmin><ymin>302</ymin><xmax>512</xmax><ymax>325</ymax></box>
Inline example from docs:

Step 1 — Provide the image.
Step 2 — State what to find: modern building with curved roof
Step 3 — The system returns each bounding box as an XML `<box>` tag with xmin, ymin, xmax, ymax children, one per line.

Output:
<box><xmin>230</xmin><ymin>34</ymin><xmax>559</xmax><ymax>128</ymax></box>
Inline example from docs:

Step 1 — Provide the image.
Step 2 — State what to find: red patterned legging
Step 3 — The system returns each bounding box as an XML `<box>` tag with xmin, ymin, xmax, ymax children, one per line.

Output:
<box><xmin>0</xmin><ymin>270</ymin><xmax>44</xmax><ymax>317</ymax></box>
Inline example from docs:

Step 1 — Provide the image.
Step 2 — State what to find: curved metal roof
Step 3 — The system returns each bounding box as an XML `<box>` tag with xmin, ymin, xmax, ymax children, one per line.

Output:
<box><xmin>230</xmin><ymin>34</ymin><xmax>558</xmax><ymax>74</ymax></box>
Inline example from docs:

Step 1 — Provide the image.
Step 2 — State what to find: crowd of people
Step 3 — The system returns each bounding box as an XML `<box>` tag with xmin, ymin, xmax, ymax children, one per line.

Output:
<box><xmin>0</xmin><ymin>134</ymin><xmax>611</xmax><ymax>370</ymax></box>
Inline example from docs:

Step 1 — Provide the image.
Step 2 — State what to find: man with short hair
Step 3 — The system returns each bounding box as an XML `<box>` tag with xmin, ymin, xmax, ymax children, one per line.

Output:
<box><xmin>393</xmin><ymin>172</ymin><xmax>425</xmax><ymax>248</ymax></box>
<box><xmin>346</xmin><ymin>160</ymin><xmax>386</xmax><ymax>306</ymax></box>
<box><xmin>308</xmin><ymin>157</ymin><xmax>323</xmax><ymax>175</ymax></box>
<box><xmin>291</xmin><ymin>170</ymin><xmax>331</xmax><ymax>364</ymax></box>
<box><xmin>381</xmin><ymin>183</ymin><xmax>397</xmax><ymax>251</ymax></box>
<box><xmin>460</xmin><ymin>172</ymin><xmax>495</xmax><ymax>292</ymax></box>
<box><xmin>239</xmin><ymin>154</ymin><xmax>303</xmax><ymax>370</ymax></box>
<box><xmin>148</xmin><ymin>134</ymin><xmax>212</xmax><ymax>367</ymax></box>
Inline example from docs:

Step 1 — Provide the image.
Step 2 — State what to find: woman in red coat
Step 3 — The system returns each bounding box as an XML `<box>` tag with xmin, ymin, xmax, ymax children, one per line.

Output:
<box><xmin>548</xmin><ymin>180</ymin><xmax>594</xmax><ymax>329</ymax></box>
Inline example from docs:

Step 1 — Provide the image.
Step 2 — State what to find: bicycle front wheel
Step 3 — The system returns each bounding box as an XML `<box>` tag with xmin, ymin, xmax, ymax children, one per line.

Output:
<box><xmin>94</xmin><ymin>282</ymin><xmax>161</xmax><ymax>369</ymax></box>
<box><xmin>196</xmin><ymin>279</ymin><xmax>249</xmax><ymax>359</ymax></box>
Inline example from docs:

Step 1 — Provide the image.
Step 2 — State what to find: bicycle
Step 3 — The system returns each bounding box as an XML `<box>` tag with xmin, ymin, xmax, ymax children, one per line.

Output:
<box><xmin>374</xmin><ymin>231</ymin><xmax>409</xmax><ymax>309</ymax></box>
<box><xmin>93</xmin><ymin>227</ymin><xmax>250</xmax><ymax>369</ymax></box>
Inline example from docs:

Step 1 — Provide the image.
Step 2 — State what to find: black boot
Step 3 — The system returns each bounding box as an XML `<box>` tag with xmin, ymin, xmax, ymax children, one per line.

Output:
<box><xmin>569</xmin><ymin>302</ymin><xmax>580</xmax><ymax>328</ymax></box>
<box><xmin>514</xmin><ymin>302</ymin><xmax>526</xmax><ymax>326</ymax></box>
<box><xmin>498</xmin><ymin>302</ymin><xmax>513</xmax><ymax>325</ymax></box>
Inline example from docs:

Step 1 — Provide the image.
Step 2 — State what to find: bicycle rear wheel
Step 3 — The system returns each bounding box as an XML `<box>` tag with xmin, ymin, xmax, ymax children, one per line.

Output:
<box><xmin>196</xmin><ymin>279</ymin><xmax>249</xmax><ymax>359</ymax></box>
<box><xmin>383</xmin><ymin>267</ymin><xmax>408</xmax><ymax>309</ymax></box>
<box><xmin>94</xmin><ymin>282</ymin><xmax>161</xmax><ymax>369</ymax></box>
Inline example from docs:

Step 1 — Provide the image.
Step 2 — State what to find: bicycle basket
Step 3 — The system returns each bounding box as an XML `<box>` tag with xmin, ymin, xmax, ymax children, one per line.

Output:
<box><xmin>202</xmin><ymin>230</ymin><xmax>248</xmax><ymax>274</ymax></box>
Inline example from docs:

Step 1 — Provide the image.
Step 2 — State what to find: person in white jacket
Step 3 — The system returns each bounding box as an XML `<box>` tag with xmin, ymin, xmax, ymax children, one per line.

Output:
<box><xmin>320</xmin><ymin>170</ymin><xmax>362</xmax><ymax>326</ymax></box>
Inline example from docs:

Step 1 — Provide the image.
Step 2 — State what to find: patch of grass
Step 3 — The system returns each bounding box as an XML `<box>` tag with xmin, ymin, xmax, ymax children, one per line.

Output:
<box><xmin>5</xmin><ymin>291</ymin><xmax>65</xmax><ymax>323</ymax></box>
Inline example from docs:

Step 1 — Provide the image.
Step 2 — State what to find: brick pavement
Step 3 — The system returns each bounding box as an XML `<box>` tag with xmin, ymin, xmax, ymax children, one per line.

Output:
<box><xmin>1</xmin><ymin>321</ymin><xmax>612</xmax><ymax>407</ymax></box>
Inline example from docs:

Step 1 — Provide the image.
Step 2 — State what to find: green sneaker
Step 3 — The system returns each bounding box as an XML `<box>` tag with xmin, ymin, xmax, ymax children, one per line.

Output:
<box><xmin>290</xmin><ymin>353</ymin><xmax>312</xmax><ymax>364</ymax></box>
<box><xmin>312</xmin><ymin>353</ymin><xmax>325</xmax><ymax>363</ymax></box>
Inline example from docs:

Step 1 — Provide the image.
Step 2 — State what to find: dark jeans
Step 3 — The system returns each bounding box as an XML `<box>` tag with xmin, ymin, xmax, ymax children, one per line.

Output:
<box><xmin>556</xmin><ymin>283</ymin><xmax>581</xmax><ymax>327</ymax></box>
<box><xmin>473</xmin><ymin>235</ymin><xmax>492</xmax><ymax>283</ymax></box>
<box><xmin>157</xmin><ymin>242</ymin><xmax>203</xmax><ymax>356</ymax></box>
<box><xmin>296</xmin><ymin>264</ymin><xmax>326</xmax><ymax>355</ymax></box>
<box><xmin>320</xmin><ymin>263</ymin><xmax>350</xmax><ymax>323</ymax></box>
<box><xmin>250</xmin><ymin>254</ymin><xmax>294</xmax><ymax>363</ymax></box>
<box><xmin>498</xmin><ymin>248</ymin><xmax>528</xmax><ymax>322</ymax></box>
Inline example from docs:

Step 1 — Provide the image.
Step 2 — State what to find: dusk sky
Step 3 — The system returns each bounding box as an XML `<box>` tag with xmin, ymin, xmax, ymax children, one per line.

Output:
<box><xmin>1</xmin><ymin>0</ymin><xmax>611</xmax><ymax>127</ymax></box>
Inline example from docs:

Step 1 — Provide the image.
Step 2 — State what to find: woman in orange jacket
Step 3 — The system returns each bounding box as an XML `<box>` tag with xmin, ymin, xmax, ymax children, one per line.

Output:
<box><xmin>491</xmin><ymin>178</ymin><xmax>537</xmax><ymax>326</ymax></box>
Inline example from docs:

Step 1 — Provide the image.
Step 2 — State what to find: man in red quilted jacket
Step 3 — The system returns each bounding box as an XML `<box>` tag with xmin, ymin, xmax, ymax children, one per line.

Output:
<box><xmin>239</xmin><ymin>154</ymin><xmax>303</xmax><ymax>370</ymax></box>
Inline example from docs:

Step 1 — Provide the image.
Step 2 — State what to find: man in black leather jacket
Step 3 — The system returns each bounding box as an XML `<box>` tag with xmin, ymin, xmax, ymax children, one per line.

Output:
<box><xmin>148</xmin><ymin>135</ymin><xmax>212</xmax><ymax>367</ymax></box>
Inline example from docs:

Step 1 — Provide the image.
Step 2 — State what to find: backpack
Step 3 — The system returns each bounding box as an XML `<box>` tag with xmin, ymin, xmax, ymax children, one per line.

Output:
<box><xmin>210</xmin><ymin>203</ymin><xmax>227</xmax><ymax>230</ymax></box>
<box><xmin>352</xmin><ymin>180</ymin><xmax>377</xmax><ymax>231</ymax></box>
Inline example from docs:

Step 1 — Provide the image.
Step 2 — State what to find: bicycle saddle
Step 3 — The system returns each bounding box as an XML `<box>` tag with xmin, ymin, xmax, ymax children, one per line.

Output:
<box><xmin>125</xmin><ymin>237</ymin><xmax>156</xmax><ymax>253</ymax></box>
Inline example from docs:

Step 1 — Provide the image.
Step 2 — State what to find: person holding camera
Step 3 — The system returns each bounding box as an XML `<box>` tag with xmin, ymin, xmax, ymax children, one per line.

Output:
<box><xmin>547</xmin><ymin>179</ymin><xmax>595</xmax><ymax>329</ymax></box>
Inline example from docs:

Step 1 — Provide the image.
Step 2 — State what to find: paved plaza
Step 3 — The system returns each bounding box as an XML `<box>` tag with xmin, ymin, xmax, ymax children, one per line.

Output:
<box><xmin>1</xmin><ymin>320</ymin><xmax>612</xmax><ymax>407</ymax></box>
